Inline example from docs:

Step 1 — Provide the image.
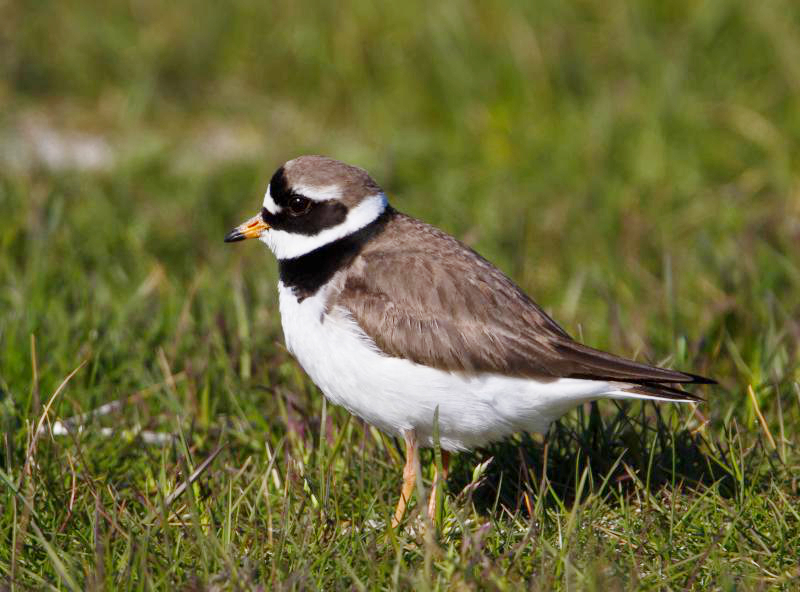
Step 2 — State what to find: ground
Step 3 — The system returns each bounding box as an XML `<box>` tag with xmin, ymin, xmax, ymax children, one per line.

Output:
<box><xmin>1</xmin><ymin>0</ymin><xmax>799</xmax><ymax>589</ymax></box>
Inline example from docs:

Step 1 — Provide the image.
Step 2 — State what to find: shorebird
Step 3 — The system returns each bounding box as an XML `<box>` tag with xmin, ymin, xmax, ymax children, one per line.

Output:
<box><xmin>224</xmin><ymin>155</ymin><xmax>713</xmax><ymax>527</ymax></box>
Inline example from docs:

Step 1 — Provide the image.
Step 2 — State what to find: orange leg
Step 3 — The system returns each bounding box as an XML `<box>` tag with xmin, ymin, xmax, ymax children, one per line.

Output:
<box><xmin>391</xmin><ymin>430</ymin><xmax>418</xmax><ymax>528</ymax></box>
<box><xmin>426</xmin><ymin>450</ymin><xmax>450</xmax><ymax>519</ymax></box>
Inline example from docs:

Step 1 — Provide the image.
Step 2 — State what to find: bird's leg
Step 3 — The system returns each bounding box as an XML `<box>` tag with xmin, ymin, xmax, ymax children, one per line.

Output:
<box><xmin>391</xmin><ymin>429</ymin><xmax>418</xmax><ymax>528</ymax></box>
<box><xmin>426</xmin><ymin>450</ymin><xmax>450</xmax><ymax>520</ymax></box>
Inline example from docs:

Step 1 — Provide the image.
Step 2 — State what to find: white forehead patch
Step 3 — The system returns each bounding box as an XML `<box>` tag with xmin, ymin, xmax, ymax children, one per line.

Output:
<box><xmin>292</xmin><ymin>183</ymin><xmax>342</xmax><ymax>202</ymax></box>
<box><xmin>262</xmin><ymin>184</ymin><xmax>281</xmax><ymax>214</ymax></box>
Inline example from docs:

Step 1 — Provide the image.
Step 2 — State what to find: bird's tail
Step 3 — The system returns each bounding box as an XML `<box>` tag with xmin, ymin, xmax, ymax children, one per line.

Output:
<box><xmin>606</xmin><ymin>380</ymin><xmax>706</xmax><ymax>404</ymax></box>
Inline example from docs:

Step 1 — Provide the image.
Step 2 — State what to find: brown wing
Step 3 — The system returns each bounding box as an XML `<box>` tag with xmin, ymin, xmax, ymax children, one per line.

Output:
<box><xmin>334</xmin><ymin>213</ymin><xmax>713</xmax><ymax>390</ymax></box>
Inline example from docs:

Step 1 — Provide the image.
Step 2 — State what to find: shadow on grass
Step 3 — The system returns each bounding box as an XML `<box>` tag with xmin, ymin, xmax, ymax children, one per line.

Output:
<box><xmin>443</xmin><ymin>402</ymin><xmax>738</xmax><ymax>516</ymax></box>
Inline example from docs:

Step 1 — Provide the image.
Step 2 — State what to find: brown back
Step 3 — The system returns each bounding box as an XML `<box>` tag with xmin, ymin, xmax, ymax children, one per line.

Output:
<box><xmin>333</xmin><ymin>212</ymin><xmax>710</xmax><ymax>387</ymax></box>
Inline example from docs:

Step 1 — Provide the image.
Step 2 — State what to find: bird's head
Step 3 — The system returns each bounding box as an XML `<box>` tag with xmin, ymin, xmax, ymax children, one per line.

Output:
<box><xmin>224</xmin><ymin>155</ymin><xmax>388</xmax><ymax>260</ymax></box>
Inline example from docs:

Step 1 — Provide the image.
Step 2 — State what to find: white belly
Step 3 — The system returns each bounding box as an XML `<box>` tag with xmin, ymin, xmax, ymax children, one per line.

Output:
<box><xmin>278</xmin><ymin>282</ymin><xmax>614</xmax><ymax>451</ymax></box>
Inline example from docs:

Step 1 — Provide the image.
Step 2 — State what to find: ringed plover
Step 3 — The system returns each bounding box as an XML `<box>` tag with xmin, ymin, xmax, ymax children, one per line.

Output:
<box><xmin>224</xmin><ymin>156</ymin><xmax>714</xmax><ymax>526</ymax></box>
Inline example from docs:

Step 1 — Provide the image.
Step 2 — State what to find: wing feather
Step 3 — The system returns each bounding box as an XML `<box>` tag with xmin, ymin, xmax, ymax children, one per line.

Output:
<box><xmin>333</xmin><ymin>213</ymin><xmax>714</xmax><ymax>388</ymax></box>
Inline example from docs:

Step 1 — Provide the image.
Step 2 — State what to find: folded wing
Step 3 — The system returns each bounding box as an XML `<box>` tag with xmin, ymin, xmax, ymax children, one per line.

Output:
<box><xmin>333</xmin><ymin>213</ymin><xmax>713</xmax><ymax>400</ymax></box>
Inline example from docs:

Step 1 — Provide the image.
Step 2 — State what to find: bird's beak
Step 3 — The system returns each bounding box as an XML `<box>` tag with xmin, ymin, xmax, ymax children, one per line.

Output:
<box><xmin>224</xmin><ymin>214</ymin><xmax>270</xmax><ymax>243</ymax></box>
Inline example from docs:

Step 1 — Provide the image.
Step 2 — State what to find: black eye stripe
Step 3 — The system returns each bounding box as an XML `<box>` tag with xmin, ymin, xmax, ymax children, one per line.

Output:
<box><xmin>261</xmin><ymin>200</ymin><xmax>347</xmax><ymax>236</ymax></box>
<box><xmin>262</xmin><ymin>165</ymin><xmax>351</xmax><ymax>236</ymax></box>
<box><xmin>268</xmin><ymin>167</ymin><xmax>315</xmax><ymax>216</ymax></box>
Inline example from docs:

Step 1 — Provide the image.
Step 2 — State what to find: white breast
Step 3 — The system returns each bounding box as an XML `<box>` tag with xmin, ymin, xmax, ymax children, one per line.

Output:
<box><xmin>278</xmin><ymin>281</ymin><xmax>621</xmax><ymax>451</ymax></box>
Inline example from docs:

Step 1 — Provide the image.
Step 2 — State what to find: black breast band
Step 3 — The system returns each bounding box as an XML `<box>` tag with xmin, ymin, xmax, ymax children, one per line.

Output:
<box><xmin>278</xmin><ymin>208</ymin><xmax>394</xmax><ymax>301</ymax></box>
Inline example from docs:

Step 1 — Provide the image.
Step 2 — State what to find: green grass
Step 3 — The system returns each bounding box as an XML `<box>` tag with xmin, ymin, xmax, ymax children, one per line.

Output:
<box><xmin>1</xmin><ymin>0</ymin><xmax>799</xmax><ymax>589</ymax></box>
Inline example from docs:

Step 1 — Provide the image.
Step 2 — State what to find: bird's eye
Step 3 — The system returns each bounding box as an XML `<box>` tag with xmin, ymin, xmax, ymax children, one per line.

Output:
<box><xmin>288</xmin><ymin>195</ymin><xmax>312</xmax><ymax>216</ymax></box>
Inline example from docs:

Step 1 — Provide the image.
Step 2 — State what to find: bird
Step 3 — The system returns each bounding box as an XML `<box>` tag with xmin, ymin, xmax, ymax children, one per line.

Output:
<box><xmin>224</xmin><ymin>155</ymin><xmax>714</xmax><ymax>527</ymax></box>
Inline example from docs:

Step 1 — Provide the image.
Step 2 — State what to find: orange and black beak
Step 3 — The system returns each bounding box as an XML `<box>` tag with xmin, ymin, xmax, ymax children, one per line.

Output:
<box><xmin>224</xmin><ymin>213</ymin><xmax>270</xmax><ymax>243</ymax></box>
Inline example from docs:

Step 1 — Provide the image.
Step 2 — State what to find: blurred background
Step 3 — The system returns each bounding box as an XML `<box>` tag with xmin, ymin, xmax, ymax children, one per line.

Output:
<box><xmin>2</xmin><ymin>0</ymin><xmax>798</xmax><ymax>384</ymax></box>
<box><xmin>1</xmin><ymin>0</ymin><xmax>799</xmax><ymax>586</ymax></box>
